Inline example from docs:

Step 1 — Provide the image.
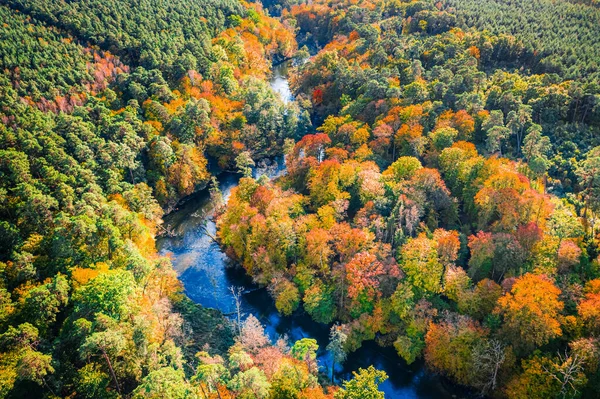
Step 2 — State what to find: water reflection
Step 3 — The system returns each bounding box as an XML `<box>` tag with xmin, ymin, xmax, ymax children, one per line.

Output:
<box><xmin>271</xmin><ymin>61</ymin><xmax>293</xmax><ymax>103</ymax></box>
<box><xmin>155</xmin><ymin>64</ymin><xmax>468</xmax><ymax>399</ymax></box>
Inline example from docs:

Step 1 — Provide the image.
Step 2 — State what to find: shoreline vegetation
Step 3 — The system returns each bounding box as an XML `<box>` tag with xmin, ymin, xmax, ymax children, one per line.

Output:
<box><xmin>219</xmin><ymin>0</ymin><xmax>600</xmax><ymax>398</ymax></box>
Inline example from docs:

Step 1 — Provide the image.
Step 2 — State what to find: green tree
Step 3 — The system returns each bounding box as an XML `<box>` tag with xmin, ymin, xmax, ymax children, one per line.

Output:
<box><xmin>430</xmin><ymin>127</ymin><xmax>458</xmax><ymax>151</ymax></box>
<box><xmin>193</xmin><ymin>352</ymin><xmax>230</xmax><ymax>398</ymax></box>
<box><xmin>20</xmin><ymin>274</ymin><xmax>69</xmax><ymax>333</ymax></box>
<box><xmin>73</xmin><ymin>270</ymin><xmax>136</xmax><ymax>320</ymax></box>
<box><xmin>235</xmin><ymin>151</ymin><xmax>255</xmax><ymax>178</ymax></box>
<box><xmin>76</xmin><ymin>363</ymin><xmax>116</xmax><ymax>399</ymax></box>
<box><xmin>15</xmin><ymin>350</ymin><xmax>55</xmax><ymax>394</ymax></box>
<box><xmin>80</xmin><ymin>330</ymin><xmax>127</xmax><ymax>395</ymax></box>
<box><xmin>506</xmin><ymin>104</ymin><xmax>532</xmax><ymax>155</ymax></box>
<box><xmin>228</xmin><ymin>367</ymin><xmax>270</xmax><ymax>399</ymax></box>
<box><xmin>291</xmin><ymin>338</ymin><xmax>319</xmax><ymax>373</ymax></box>
<box><xmin>577</xmin><ymin>146</ymin><xmax>600</xmax><ymax>222</ymax></box>
<box><xmin>133</xmin><ymin>367</ymin><xmax>199</xmax><ymax>399</ymax></box>
<box><xmin>522</xmin><ymin>124</ymin><xmax>552</xmax><ymax>175</ymax></box>
<box><xmin>334</xmin><ymin>366</ymin><xmax>388</xmax><ymax>399</ymax></box>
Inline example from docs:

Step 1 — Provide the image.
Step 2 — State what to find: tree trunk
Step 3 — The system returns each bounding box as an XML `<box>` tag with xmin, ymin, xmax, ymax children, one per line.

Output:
<box><xmin>199</xmin><ymin>383</ymin><xmax>209</xmax><ymax>399</ymax></box>
<box><xmin>581</xmin><ymin>102</ymin><xmax>590</xmax><ymax>124</ymax></box>
<box><xmin>102</xmin><ymin>350</ymin><xmax>121</xmax><ymax>395</ymax></box>
<box><xmin>41</xmin><ymin>376</ymin><xmax>56</xmax><ymax>397</ymax></box>
<box><xmin>331</xmin><ymin>360</ymin><xmax>335</xmax><ymax>383</ymax></box>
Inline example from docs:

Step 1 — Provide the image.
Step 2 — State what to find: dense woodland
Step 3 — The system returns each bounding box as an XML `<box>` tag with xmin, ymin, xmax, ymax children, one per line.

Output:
<box><xmin>0</xmin><ymin>1</ymin><xmax>338</xmax><ymax>398</ymax></box>
<box><xmin>444</xmin><ymin>0</ymin><xmax>600</xmax><ymax>82</ymax></box>
<box><xmin>0</xmin><ymin>0</ymin><xmax>599</xmax><ymax>398</ymax></box>
<box><xmin>218</xmin><ymin>0</ymin><xmax>600</xmax><ymax>398</ymax></box>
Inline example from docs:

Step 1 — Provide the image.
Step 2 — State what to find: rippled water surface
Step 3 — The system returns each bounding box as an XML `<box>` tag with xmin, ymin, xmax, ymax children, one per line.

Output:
<box><xmin>156</xmin><ymin>63</ymin><xmax>467</xmax><ymax>398</ymax></box>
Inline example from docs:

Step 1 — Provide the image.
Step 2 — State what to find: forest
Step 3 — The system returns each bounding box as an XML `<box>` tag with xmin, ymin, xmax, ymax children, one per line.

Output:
<box><xmin>219</xmin><ymin>0</ymin><xmax>600</xmax><ymax>397</ymax></box>
<box><xmin>0</xmin><ymin>0</ymin><xmax>599</xmax><ymax>398</ymax></box>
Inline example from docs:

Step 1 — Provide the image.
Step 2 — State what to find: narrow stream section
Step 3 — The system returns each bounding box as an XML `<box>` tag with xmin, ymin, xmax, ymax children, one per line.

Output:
<box><xmin>156</xmin><ymin>63</ymin><xmax>465</xmax><ymax>399</ymax></box>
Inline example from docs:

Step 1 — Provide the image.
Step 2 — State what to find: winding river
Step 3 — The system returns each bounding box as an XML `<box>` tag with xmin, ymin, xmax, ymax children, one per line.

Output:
<box><xmin>156</xmin><ymin>63</ymin><xmax>466</xmax><ymax>399</ymax></box>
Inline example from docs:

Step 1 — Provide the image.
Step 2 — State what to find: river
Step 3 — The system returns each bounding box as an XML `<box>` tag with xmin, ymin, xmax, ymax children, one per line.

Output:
<box><xmin>156</xmin><ymin>62</ymin><xmax>467</xmax><ymax>399</ymax></box>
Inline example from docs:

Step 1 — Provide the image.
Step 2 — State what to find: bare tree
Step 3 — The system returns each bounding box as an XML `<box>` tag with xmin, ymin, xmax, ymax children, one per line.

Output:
<box><xmin>199</xmin><ymin>219</ymin><xmax>219</xmax><ymax>244</ymax></box>
<box><xmin>542</xmin><ymin>350</ymin><xmax>586</xmax><ymax>399</ymax></box>
<box><xmin>229</xmin><ymin>286</ymin><xmax>244</xmax><ymax>336</ymax></box>
<box><xmin>239</xmin><ymin>315</ymin><xmax>270</xmax><ymax>354</ymax></box>
<box><xmin>472</xmin><ymin>339</ymin><xmax>507</xmax><ymax>395</ymax></box>
<box><xmin>326</xmin><ymin>324</ymin><xmax>348</xmax><ymax>383</ymax></box>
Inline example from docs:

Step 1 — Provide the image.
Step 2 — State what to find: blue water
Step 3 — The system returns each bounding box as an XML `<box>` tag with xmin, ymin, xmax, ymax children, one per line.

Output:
<box><xmin>156</xmin><ymin>64</ymin><xmax>467</xmax><ymax>398</ymax></box>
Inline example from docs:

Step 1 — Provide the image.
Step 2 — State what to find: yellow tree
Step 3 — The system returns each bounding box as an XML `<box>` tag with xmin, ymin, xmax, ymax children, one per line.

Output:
<box><xmin>496</xmin><ymin>274</ymin><xmax>563</xmax><ymax>352</ymax></box>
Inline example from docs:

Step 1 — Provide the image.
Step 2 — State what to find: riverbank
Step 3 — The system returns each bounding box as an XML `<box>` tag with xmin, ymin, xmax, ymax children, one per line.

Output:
<box><xmin>156</xmin><ymin>63</ymin><xmax>472</xmax><ymax>398</ymax></box>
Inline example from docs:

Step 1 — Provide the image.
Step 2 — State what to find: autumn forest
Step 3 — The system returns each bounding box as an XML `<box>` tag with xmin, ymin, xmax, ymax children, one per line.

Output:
<box><xmin>0</xmin><ymin>0</ymin><xmax>599</xmax><ymax>398</ymax></box>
